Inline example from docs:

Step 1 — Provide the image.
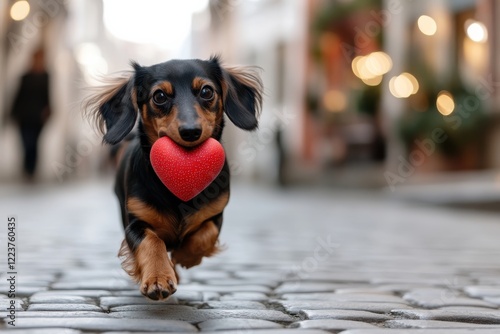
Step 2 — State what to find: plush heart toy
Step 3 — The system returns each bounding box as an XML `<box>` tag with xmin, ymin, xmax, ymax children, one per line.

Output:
<box><xmin>150</xmin><ymin>136</ymin><xmax>225</xmax><ymax>202</ymax></box>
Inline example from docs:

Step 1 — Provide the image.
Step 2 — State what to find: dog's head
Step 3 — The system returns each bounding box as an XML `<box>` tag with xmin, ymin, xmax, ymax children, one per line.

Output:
<box><xmin>86</xmin><ymin>56</ymin><xmax>263</xmax><ymax>147</ymax></box>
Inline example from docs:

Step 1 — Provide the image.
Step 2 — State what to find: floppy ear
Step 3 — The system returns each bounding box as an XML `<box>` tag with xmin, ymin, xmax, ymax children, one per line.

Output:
<box><xmin>84</xmin><ymin>71</ymin><xmax>138</xmax><ymax>145</ymax></box>
<box><xmin>215</xmin><ymin>58</ymin><xmax>263</xmax><ymax>130</ymax></box>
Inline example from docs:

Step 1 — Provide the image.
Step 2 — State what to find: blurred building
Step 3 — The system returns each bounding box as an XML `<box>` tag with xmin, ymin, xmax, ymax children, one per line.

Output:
<box><xmin>381</xmin><ymin>0</ymin><xmax>500</xmax><ymax>182</ymax></box>
<box><xmin>0</xmin><ymin>0</ymin><xmax>499</xmax><ymax>187</ymax></box>
<box><xmin>194</xmin><ymin>0</ymin><xmax>500</xmax><ymax>186</ymax></box>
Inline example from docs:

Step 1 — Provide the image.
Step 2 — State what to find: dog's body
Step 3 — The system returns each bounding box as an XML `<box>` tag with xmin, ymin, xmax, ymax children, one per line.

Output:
<box><xmin>86</xmin><ymin>57</ymin><xmax>262</xmax><ymax>300</ymax></box>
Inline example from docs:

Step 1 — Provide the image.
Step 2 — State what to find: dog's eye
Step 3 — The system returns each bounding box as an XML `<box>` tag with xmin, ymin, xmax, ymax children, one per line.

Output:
<box><xmin>199</xmin><ymin>86</ymin><xmax>214</xmax><ymax>100</ymax></box>
<box><xmin>152</xmin><ymin>90</ymin><xmax>168</xmax><ymax>105</ymax></box>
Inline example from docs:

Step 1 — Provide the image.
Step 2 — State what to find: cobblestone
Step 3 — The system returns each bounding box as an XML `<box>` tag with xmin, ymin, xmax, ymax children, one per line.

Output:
<box><xmin>29</xmin><ymin>290</ymin><xmax>112</xmax><ymax>298</ymax></box>
<box><xmin>204</xmin><ymin>278</ymin><xmax>279</xmax><ymax>288</ymax></box>
<box><xmin>391</xmin><ymin>307</ymin><xmax>500</xmax><ymax>323</ymax></box>
<box><xmin>27</xmin><ymin>303</ymin><xmax>103</xmax><ymax>311</ymax></box>
<box><xmin>110</xmin><ymin>307</ymin><xmax>295</xmax><ymax>323</ymax></box>
<box><xmin>340</xmin><ymin>330</ymin><xmax>500</xmax><ymax>334</ymax></box>
<box><xmin>482</xmin><ymin>297</ymin><xmax>500</xmax><ymax>306</ymax></box>
<box><xmin>464</xmin><ymin>286</ymin><xmax>500</xmax><ymax>298</ymax></box>
<box><xmin>403</xmin><ymin>288</ymin><xmax>498</xmax><ymax>308</ymax></box>
<box><xmin>198</xmin><ymin>318</ymin><xmax>283</xmax><ymax>331</ymax></box>
<box><xmin>100</xmin><ymin>296</ymin><xmax>178</xmax><ymax>310</ymax></box>
<box><xmin>219</xmin><ymin>292</ymin><xmax>269</xmax><ymax>301</ymax></box>
<box><xmin>99</xmin><ymin>331</ymin><xmax>329</xmax><ymax>334</ymax></box>
<box><xmin>275</xmin><ymin>282</ymin><xmax>342</xmax><ymax>294</ymax></box>
<box><xmin>299</xmin><ymin>309</ymin><xmax>392</xmax><ymax>321</ymax></box>
<box><xmin>51</xmin><ymin>278</ymin><xmax>133</xmax><ymax>290</ymax></box>
<box><xmin>0</xmin><ymin>329</ymin><xmax>82</xmax><ymax>334</ymax></box>
<box><xmin>275</xmin><ymin>300</ymin><xmax>413</xmax><ymax>314</ymax></box>
<box><xmin>281</xmin><ymin>292</ymin><xmax>405</xmax><ymax>303</ymax></box>
<box><xmin>386</xmin><ymin>319</ymin><xmax>500</xmax><ymax>329</ymax></box>
<box><xmin>10</xmin><ymin>318</ymin><xmax>198</xmax><ymax>332</ymax></box>
<box><xmin>180</xmin><ymin>284</ymin><xmax>272</xmax><ymax>294</ymax></box>
<box><xmin>202</xmin><ymin>300</ymin><xmax>267</xmax><ymax>309</ymax></box>
<box><xmin>29</xmin><ymin>295</ymin><xmax>96</xmax><ymax>304</ymax></box>
<box><xmin>2</xmin><ymin>180</ymin><xmax>500</xmax><ymax>333</ymax></box>
<box><xmin>0</xmin><ymin>311</ymin><xmax>110</xmax><ymax>318</ymax></box>
<box><xmin>0</xmin><ymin>298</ymin><xmax>25</xmax><ymax>310</ymax></box>
<box><xmin>291</xmin><ymin>319</ymin><xmax>378</xmax><ymax>330</ymax></box>
<box><xmin>202</xmin><ymin>331</ymin><xmax>330</xmax><ymax>334</ymax></box>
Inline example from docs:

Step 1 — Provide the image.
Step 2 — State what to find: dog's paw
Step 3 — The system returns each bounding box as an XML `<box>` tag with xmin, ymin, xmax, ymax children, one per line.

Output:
<box><xmin>140</xmin><ymin>276</ymin><xmax>177</xmax><ymax>300</ymax></box>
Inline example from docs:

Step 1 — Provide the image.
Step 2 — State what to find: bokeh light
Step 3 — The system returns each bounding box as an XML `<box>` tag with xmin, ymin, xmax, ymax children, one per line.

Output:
<box><xmin>466</xmin><ymin>20</ymin><xmax>488</xmax><ymax>43</ymax></box>
<box><xmin>362</xmin><ymin>75</ymin><xmax>383</xmax><ymax>86</ymax></box>
<box><xmin>352</xmin><ymin>51</ymin><xmax>392</xmax><ymax>86</ymax></box>
<box><xmin>402</xmin><ymin>72</ymin><xmax>419</xmax><ymax>94</ymax></box>
<box><xmin>364</xmin><ymin>52</ymin><xmax>393</xmax><ymax>76</ymax></box>
<box><xmin>436</xmin><ymin>91</ymin><xmax>455</xmax><ymax>115</ymax></box>
<box><xmin>389</xmin><ymin>73</ymin><xmax>419</xmax><ymax>98</ymax></box>
<box><xmin>10</xmin><ymin>0</ymin><xmax>30</xmax><ymax>21</ymax></box>
<box><xmin>323</xmin><ymin>89</ymin><xmax>347</xmax><ymax>113</ymax></box>
<box><xmin>417</xmin><ymin>15</ymin><xmax>437</xmax><ymax>36</ymax></box>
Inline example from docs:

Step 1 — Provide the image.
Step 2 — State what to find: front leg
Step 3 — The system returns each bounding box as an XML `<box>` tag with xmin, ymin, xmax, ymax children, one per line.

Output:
<box><xmin>119</xmin><ymin>219</ymin><xmax>177</xmax><ymax>300</ymax></box>
<box><xmin>172</xmin><ymin>213</ymin><xmax>222</xmax><ymax>269</ymax></box>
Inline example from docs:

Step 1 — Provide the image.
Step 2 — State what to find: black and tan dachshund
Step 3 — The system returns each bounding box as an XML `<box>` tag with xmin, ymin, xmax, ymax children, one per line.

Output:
<box><xmin>86</xmin><ymin>56</ymin><xmax>262</xmax><ymax>300</ymax></box>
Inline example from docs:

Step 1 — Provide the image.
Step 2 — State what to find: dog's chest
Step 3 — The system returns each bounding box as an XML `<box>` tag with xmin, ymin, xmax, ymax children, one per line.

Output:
<box><xmin>126</xmin><ymin>192</ymin><xmax>229</xmax><ymax>247</ymax></box>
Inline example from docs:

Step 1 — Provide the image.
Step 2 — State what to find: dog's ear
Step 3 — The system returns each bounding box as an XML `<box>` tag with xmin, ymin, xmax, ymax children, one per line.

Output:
<box><xmin>85</xmin><ymin>64</ymin><xmax>140</xmax><ymax>144</ymax></box>
<box><xmin>212</xmin><ymin>56</ymin><xmax>263</xmax><ymax>130</ymax></box>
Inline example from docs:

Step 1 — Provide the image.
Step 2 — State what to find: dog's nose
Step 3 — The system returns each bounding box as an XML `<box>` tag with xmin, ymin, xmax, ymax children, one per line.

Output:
<box><xmin>178</xmin><ymin>126</ymin><xmax>202</xmax><ymax>142</ymax></box>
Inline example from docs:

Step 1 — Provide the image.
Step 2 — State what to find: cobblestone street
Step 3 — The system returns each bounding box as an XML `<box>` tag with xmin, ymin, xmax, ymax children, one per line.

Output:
<box><xmin>2</xmin><ymin>179</ymin><xmax>500</xmax><ymax>333</ymax></box>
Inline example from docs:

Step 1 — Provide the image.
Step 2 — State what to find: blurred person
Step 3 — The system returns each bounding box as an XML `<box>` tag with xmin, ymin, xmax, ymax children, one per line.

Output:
<box><xmin>10</xmin><ymin>48</ymin><xmax>51</xmax><ymax>181</ymax></box>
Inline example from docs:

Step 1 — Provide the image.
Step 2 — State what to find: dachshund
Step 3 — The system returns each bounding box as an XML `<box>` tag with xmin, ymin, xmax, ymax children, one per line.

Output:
<box><xmin>86</xmin><ymin>56</ymin><xmax>262</xmax><ymax>300</ymax></box>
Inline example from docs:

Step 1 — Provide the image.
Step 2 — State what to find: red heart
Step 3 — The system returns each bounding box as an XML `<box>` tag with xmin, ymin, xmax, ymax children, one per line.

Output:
<box><xmin>150</xmin><ymin>136</ymin><xmax>225</xmax><ymax>202</ymax></box>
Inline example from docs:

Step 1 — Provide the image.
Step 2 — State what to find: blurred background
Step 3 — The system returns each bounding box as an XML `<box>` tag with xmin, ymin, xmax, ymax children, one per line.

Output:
<box><xmin>1</xmin><ymin>0</ymin><xmax>500</xmax><ymax>195</ymax></box>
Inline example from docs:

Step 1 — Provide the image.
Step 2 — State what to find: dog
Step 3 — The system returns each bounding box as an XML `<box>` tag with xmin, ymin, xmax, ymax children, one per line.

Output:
<box><xmin>86</xmin><ymin>56</ymin><xmax>262</xmax><ymax>300</ymax></box>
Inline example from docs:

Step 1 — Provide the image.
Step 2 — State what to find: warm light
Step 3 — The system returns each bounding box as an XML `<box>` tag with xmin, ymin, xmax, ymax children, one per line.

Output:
<box><xmin>436</xmin><ymin>91</ymin><xmax>455</xmax><ymax>115</ymax></box>
<box><xmin>351</xmin><ymin>56</ymin><xmax>363</xmax><ymax>79</ymax></box>
<box><xmin>401</xmin><ymin>72</ymin><xmax>419</xmax><ymax>94</ymax></box>
<box><xmin>463</xmin><ymin>37</ymin><xmax>488</xmax><ymax>74</ymax></box>
<box><xmin>355</xmin><ymin>57</ymin><xmax>373</xmax><ymax>79</ymax></box>
<box><xmin>362</xmin><ymin>75</ymin><xmax>383</xmax><ymax>86</ymax></box>
<box><xmin>389</xmin><ymin>73</ymin><xmax>419</xmax><ymax>98</ymax></box>
<box><xmin>323</xmin><ymin>89</ymin><xmax>347</xmax><ymax>113</ymax></box>
<box><xmin>364</xmin><ymin>51</ymin><xmax>392</xmax><ymax>76</ymax></box>
<box><xmin>10</xmin><ymin>0</ymin><xmax>30</xmax><ymax>21</ymax></box>
<box><xmin>417</xmin><ymin>15</ymin><xmax>437</xmax><ymax>36</ymax></box>
<box><xmin>352</xmin><ymin>51</ymin><xmax>392</xmax><ymax>86</ymax></box>
<box><xmin>103</xmin><ymin>0</ymin><xmax>209</xmax><ymax>49</ymax></box>
<box><xmin>389</xmin><ymin>76</ymin><xmax>399</xmax><ymax>98</ymax></box>
<box><xmin>394</xmin><ymin>75</ymin><xmax>413</xmax><ymax>98</ymax></box>
<box><xmin>466</xmin><ymin>20</ymin><xmax>488</xmax><ymax>43</ymax></box>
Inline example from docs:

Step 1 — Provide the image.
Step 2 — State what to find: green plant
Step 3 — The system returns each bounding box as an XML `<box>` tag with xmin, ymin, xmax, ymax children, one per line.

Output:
<box><xmin>399</xmin><ymin>89</ymin><xmax>488</xmax><ymax>158</ymax></box>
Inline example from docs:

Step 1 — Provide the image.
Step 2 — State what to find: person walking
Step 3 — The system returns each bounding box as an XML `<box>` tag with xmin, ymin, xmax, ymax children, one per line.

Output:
<box><xmin>11</xmin><ymin>48</ymin><xmax>51</xmax><ymax>181</ymax></box>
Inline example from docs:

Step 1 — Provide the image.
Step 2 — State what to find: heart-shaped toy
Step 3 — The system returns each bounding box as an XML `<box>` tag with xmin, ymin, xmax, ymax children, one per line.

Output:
<box><xmin>150</xmin><ymin>136</ymin><xmax>226</xmax><ymax>202</ymax></box>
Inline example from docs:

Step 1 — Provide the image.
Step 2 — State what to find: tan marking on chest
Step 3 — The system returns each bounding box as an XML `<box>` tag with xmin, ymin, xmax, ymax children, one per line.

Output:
<box><xmin>127</xmin><ymin>197</ymin><xmax>178</xmax><ymax>241</ymax></box>
<box><xmin>182</xmin><ymin>191</ymin><xmax>229</xmax><ymax>238</ymax></box>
